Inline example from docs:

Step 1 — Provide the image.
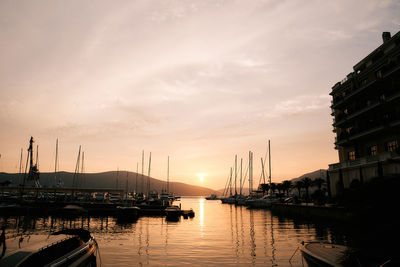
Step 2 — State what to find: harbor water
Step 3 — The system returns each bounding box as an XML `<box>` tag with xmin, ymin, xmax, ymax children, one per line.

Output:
<box><xmin>1</xmin><ymin>197</ymin><xmax>357</xmax><ymax>266</ymax></box>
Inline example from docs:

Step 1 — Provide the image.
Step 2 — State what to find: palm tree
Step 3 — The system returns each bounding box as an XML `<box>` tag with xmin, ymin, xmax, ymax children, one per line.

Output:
<box><xmin>294</xmin><ymin>181</ymin><xmax>303</xmax><ymax>197</ymax></box>
<box><xmin>270</xmin><ymin>182</ymin><xmax>277</xmax><ymax>194</ymax></box>
<box><xmin>282</xmin><ymin>180</ymin><xmax>292</xmax><ymax>196</ymax></box>
<box><xmin>260</xmin><ymin>183</ymin><xmax>270</xmax><ymax>195</ymax></box>
<box><xmin>276</xmin><ymin>183</ymin><xmax>283</xmax><ymax>194</ymax></box>
<box><xmin>301</xmin><ymin>177</ymin><xmax>313</xmax><ymax>201</ymax></box>
<box><xmin>313</xmin><ymin>177</ymin><xmax>325</xmax><ymax>190</ymax></box>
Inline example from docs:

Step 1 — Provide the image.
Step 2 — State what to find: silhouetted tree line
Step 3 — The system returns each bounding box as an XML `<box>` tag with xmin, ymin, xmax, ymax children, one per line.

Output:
<box><xmin>259</xmin><ymin>176</ymin><xmax>328</xmax><ymax>204</ymax></box>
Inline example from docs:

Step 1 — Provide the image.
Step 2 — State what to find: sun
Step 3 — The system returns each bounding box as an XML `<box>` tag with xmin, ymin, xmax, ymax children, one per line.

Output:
<box><xmin>197</xmin><ymin>173</ymin><xmax>205</xmax><ymax>183</ymax></box>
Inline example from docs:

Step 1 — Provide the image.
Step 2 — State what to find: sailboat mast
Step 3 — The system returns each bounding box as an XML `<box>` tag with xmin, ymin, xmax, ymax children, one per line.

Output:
<box><xmin>229</xmin><ymin>167</ymin><xmax>233</xmax><ymax>196</ymax></box>
<box><xmin>36</xmin><ymin>145</ymin><xmax>39</xmax><ymax>167</ymax></box>
<box><xmin>141</xmin><ymin>150</ymin><xmax>144</xmax><ymax>195</ymax></box>
<box><xmin>28</xmin><ymin>137</ymin><xmax>33</xmax><ymax>173</ymax></box>
<box><xmin>54</xmin><ymin>139</ymin><xmax>58</xmax><ymax>188</ymax></box>
<box><xmin>268</xmin><ymin>140</ymin><xmax>271</xmax><ymax>188</ymax></box>
<box><xmin>135</xmin><ymin>162</ymin><xmax>138</xmax><ymax>195</ymax></box>
<box><xmin>73</xmin><ymin>145</ymin><xmax>81</xmax><ymax>189</ymax></box>
<box><xmin>261</xmin><ymin>158</ymin><xmax>266</xmax><ymax>185</ymax></box>
<box><xmin>18</xmin><ymin>148</ymin><xmax>23</xmax><ymax>185</ymax></box>
<box><xmin>240</xmin><ymin>158</ymin><xmax>243</xmax><ymax>196</ymax></box>
<box><xmin>234</xmin><ymin>155</ymin><xmax>237</xmax><ymax>196</ymax></box>
<box><xmin>147</xmin><ymin>152</ymin><xmax>151</xmax><ymax>197</ymax></box>
<box><xmin>81</xmin><ymin>151</ymin><xmax>85</xmax><ymax>188</ymax></box>
<box><xmin>249</xmin><ymin>151</ymin><xmax>252</xmax><ymax>196</ymax></box>
<box><xmin>126</xmin><ymin>171</ymin><xmax>129</xmax><ymax>199</ymax></box>
<box><xmin>167</xmin><ymin>156</ymin><xmax>170</xmax><ymax>194</ymax></box>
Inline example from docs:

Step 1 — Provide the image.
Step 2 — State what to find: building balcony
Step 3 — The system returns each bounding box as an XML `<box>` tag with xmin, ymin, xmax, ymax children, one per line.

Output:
<box><xmin>329</xmin><ymin>151</ymin><xmax>400</xmax><ymax>171</ymax></box>
<box><xmin>331</xmin><ymin>62</ymin><xmax>399</xmax><ymax>109</ymax></box>
<box><xmin>335</xmin><ymin>115</ymin><xmax>400</xmax><ymax>146</ymax></box>
<box><xmin>333</xmin><ymin>101</ymin><xmax>380</xmax><ymax>127</ymax></box>
<box><xmin>331</xmin><ymin>78</ymin><xmax>378</xmax><ymax>109</ymax></box>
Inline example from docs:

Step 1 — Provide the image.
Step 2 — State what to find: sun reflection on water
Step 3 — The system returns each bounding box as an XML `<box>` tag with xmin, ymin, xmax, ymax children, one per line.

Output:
<box><xmin>199</xmin><ymin>198</ymin><xmax>204</xmax><ymax>228</ymax></box>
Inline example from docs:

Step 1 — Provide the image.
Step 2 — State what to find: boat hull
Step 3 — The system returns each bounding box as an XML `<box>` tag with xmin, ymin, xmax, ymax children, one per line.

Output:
<box><xmin>299</xmin><ymin>242</ymin><xmax>348</xmax><ymax>267</ymax></box>
<box><xmin>0</xmin><ymin>229</ymin><xmax>98</xmax><ymax>267</ymax></box>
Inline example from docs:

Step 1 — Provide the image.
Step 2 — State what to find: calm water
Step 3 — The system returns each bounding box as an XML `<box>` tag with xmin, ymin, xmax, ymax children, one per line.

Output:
<box><xmin>1</xmin><ymin>197</ymin><xmax>353</xmax><ymax>266</ymax></box>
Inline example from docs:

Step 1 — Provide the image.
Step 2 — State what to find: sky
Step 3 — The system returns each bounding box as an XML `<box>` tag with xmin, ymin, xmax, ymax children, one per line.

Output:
<box><xmin>0</xmin><ymin>0</ymin><xmax>399</xmax><ymax>190</ymax></box>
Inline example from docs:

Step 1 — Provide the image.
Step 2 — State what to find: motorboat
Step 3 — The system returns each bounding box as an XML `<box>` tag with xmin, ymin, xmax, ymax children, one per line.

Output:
<box><xmin>0</xmin><ymin>229</ymin><xmax>98</xmax><ymax>266</ymax></box>
<box><xmin>116</xmin><ymin>206</ymin><xmax>140</xmax><ymax>220</ymax></box>
<box><xmin>299</xmin><ymin>241</ymin><xmax>349</xmax><ymax>267</ymax></box>
<box><xmin>220</xmin><ymin>196</ymin><xmax>236</xmax><ymax>204</ymax></box>
<box><xmin>234</xmin><ymin>195</ymin><xmax>247</xmax><ymax>206</ymax></box>
<box><xmin>205</xmin><ymin>194</ymin><xmax>219</xmax><ymax>200</ymax></box>
<box><xmin>165</xmin><ymin>206</ymin><xmax>181</xmax><ymax>221</ymax></box>
<box><xmin>246</xmin><ymin>195</ymin><xmax>277</xmax><ymax>209</ymax></box>
<box><xmin>51</xmin><ymin>204</ymin><xmax>88</xmax><ymax>218</ymax></box>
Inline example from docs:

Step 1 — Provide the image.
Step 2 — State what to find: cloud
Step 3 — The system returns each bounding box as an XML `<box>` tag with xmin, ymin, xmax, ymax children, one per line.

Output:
<box><xmin>266</xmin><ymin>95</ymin><xmax>331</xmax><ymax>119</ymax></box>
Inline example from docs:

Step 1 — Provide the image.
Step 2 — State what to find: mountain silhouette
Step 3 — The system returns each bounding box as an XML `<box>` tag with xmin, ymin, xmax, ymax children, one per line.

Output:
<box><xmin>0</xmin><ymin>171</ymin><xmax>219</xmax><ymax>196</ymax></box>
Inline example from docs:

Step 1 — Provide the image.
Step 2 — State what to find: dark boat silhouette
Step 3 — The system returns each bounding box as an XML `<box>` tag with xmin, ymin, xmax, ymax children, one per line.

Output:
<box><xmin>0</xmin><ymin>229</ymin><xmax>98</xmax><ymax>266</ymax></box>
<box><xmin>299</xmin><ymin>241</ymin><xmax>349</xmax><ymax>267</ymax></box>
<box><xmin>165</xmin><ymin>206</ymin><xmax>181</xmax><ymax>221</ymax></box>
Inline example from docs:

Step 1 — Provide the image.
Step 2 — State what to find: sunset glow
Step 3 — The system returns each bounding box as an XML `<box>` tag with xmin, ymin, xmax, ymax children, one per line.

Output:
<box><xmin>0</xmin><ymin>1</ymin><xmax>399</xmax><ymax>190</ymax></box>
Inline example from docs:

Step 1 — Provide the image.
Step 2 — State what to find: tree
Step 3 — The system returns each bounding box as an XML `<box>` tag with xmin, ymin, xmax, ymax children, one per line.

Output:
<box><xmin>270</xmin><ymin>182</ymin><xmax>277</xmax><ymax>194</ymax></box>
<box><xmin>294</xmin><ymin>181</ymin><xmax>303</xmax><ymax>197</ymax></box>
<box><xmin>301</xmin><ymin>177</ymin><xmax>313</xmax><ymax>202</ymax></box>
<box><xmin>276</xmin><ymin>183</ymin><xmax>284</xmax><ymax>194</ymax></box>
<box><xmin>313</xmin><ymin>177</ymin><xmax>325</xmax><ymax>190</ymax></box>
<box><xmin>259</xmin><ymin>183</ymin><xmax>270</xmax><ymax>195</ymax></box>
<box><xmin>282</xmin><ymin>180</ymin><xmax>292</xmax><ymax>196</ymax></box>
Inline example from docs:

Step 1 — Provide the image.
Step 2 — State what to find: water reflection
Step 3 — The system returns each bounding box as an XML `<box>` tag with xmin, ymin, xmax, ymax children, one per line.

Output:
<box><xmin>249</xmin><ymin>209</ymin><xmax>256</xmax><ymax>264</ymax></box>
<box><xmin>1</xmin><ymin>198</ymin><xmax>357</xmax><ymax>266</ymax></box>
<box><xmin>199</xmin><ymin>198</ymin><xmax>204</xmax><ymax>229</ymax></box>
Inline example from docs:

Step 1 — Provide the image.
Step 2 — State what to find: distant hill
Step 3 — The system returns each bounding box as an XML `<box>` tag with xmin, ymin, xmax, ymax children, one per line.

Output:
<box><xmin>0</xmin><ymin>171</ymin><xmax>219</xmax><ymax>196</ymax></box>
<box><xmin>290</xmin><ymin>169</ymin><xmax>327</xmax><ymax>183</ymax></box>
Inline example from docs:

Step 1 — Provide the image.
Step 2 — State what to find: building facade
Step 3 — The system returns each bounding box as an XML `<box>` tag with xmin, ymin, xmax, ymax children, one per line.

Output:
<box><xmin>328</xmin><ymin>31</ymin><xmax>400</xmax><ymax>196</ymax></box>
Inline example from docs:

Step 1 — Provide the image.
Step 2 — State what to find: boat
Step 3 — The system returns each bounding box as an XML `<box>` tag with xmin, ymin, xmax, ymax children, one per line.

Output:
<box><xmin>246</xmin><ymin>194</ymin><xmax>277</xmax><ymax>208</ymax></box>
<box><xmin>221</xmin><ymin>196</ymin><xmax>236</xmax><ymax>204</ymax></box>
<box><xmin>299</xmin><ymin>241</ymin><xmax>350</xmax><ymax>267</ymax></box>
<box><xmin>51</xmin><ymin>204</ymin><xmax>88</xmax><ymax>217</ymax></box>
<box><xmin>165</xmin><ymin>206</ymin><xmax>181</xmax><ymax>221</ymax></box>
<box><xmin>235</xmin><ymin>195</ymin><xmax>249</xmax><ymax>206</ymax></box>
<box><xmin>0</xmin><ymin>229</ymin><xmax>98</xmax><ymax>266</ymax></box>
<box><xmin>205</xmin><ymin>194</ymin><xmax>219</xmax><ymax>200</ymax></box>
<box><xmin>116</xmin><ymin>205</ymin><xmax>140</xmax><ymax>220</ymax></box>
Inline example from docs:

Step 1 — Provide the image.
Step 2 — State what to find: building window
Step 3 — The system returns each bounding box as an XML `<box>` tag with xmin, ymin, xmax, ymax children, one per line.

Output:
<box><xmin>376</xmin><ymin>70</ymin><xmax>382</xmax><ymax>79</ymax></box>
<box><xmin>387</xmin><ymin>140</ymin><xmax>398</xmax><ymax>152</ymax></box>
<box><xmin>368</xmin><ymin>145</ymin><xmax>377</xmax><ymax>156</ymax></box>
<box><xmin>348</xmin><ymin>151</ymin><xmax>356</xmax><ymax>160</ymax></box>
